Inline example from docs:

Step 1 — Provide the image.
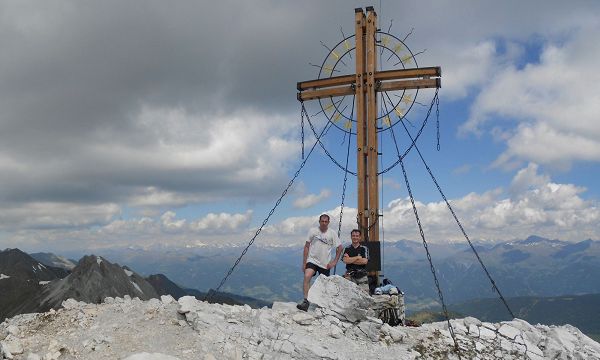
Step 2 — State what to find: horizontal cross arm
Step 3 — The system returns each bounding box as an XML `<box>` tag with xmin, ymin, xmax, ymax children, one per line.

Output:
<box><xmin>297</xmin><ymin>74</ymin><xmax>355</xmax><ymax>91</ymax></box>
<box><xmin>375</xmin><ymin>66</ymin><xmax>441</xmax><ymax>81</ymax></box>
<box><xmin>297</xmin><ymin>85</ymin><xmax>354</xmax><ymax>101</ymax></box>
<box><xmin>297</xmin><ymin>66</ymin><xmax>440</xmax><ymax>92</ymax></box>
<box><xmin>378</xmin><ymin>78</ymin><xmax>440</xmax><ymax>92</ymax></box>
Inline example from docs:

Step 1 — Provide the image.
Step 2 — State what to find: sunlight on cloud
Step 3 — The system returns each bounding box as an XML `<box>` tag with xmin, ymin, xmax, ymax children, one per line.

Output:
<box><xmin>293</xmin><ymin>189</ymin><xmax>332</xmax><ymax>209</ymax></box>
<box><xmin>3</xmin><ymin>164</ymin><xmax>598</xmax><ymax>251</ymax></box>
<box><xmin>463</xmin><ymin>22</ymin><xmax>600</xmax><ymax>168</ymax></box>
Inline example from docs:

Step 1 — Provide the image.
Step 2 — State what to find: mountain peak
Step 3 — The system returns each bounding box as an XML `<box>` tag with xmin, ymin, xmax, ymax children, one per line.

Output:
<box><xmin>519</xmin><ymin>235</ymin><xmax>564</xmax><ymax>245</ymax></box>
<box><xmin>38</xmin><ymin>254</ymin><xmax>158</xmax><ymax>308</ymax></box>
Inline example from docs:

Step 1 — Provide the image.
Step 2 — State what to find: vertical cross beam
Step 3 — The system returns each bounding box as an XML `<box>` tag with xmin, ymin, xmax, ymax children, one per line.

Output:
<box><xmin>366</xmin><ymin>8</ymin><xmax>379</xmax><ymax>245</ymax></box>
<box><xmin>354</xmin><ymin>8</ymin><xmax>368</xmax><ymax>236</ymax></box>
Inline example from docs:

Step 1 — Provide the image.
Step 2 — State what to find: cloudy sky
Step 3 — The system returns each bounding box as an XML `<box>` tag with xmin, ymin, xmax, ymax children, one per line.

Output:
<box><xmin>1</xmin><ymin>0</ymin><xmax>599</xmax><ymax>252</ymax></box>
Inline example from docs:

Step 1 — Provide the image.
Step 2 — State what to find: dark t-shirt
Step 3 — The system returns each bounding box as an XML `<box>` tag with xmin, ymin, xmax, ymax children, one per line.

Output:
<box><xmin>344</xmin><ymin>244</ymin><xmax>369</xmax><ymax>272</ymax></box>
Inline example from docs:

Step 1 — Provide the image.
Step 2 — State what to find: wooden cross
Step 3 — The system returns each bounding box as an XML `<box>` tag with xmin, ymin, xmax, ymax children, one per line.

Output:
<box><xmin>297</xmin><ymin>7</ymin><xmax>441</xmax><ymax>274</ymax></box>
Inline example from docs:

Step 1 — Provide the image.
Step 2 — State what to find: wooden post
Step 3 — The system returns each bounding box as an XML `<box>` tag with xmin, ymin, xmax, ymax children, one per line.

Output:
<box><xmin>354</xmin><ymin>8</ymin><xmax>368</xmax><ymax>236</ymax></box>
<box><xmin>366</xmin><ymin>7</ymin><xmax>379</xmax><ymax>245</ymax></box>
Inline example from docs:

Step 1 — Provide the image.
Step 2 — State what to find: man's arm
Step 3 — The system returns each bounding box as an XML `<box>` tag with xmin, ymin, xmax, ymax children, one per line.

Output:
<box><xmin>302</xmin><ymin>241</ymin><xmax>310</xmax><ymax>272</ymax></box>
<box><xmin>353</xmin><ymin>256</ymin><xmax>368</xmax><ymax>265</ymax></box>
<box><xmin>342</xmin><ymin>253</ymin><xmax>354</xmax><ymax>264</ymax></box>
<box><xmin>342</xmin><ymin>247</ymin><xmax>352</xmax><ymax>264</ymax></box>
<box><xmin>328</xmin><ymin>244</ymin><xmax>343</xmax><ymax>269</ymax></box>
<box><xmin>354</xmin><ymin>246</ymin><xmax>369</xmax><ymax>265</ymax></box>
<box><xmin>344</xmin><ymin>255</ymin><xmax>367</xmax><ymax>264</ymax></box>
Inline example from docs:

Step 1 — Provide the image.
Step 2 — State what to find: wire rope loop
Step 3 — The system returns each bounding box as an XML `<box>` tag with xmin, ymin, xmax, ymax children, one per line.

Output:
<box><xmin>436</xmin><ymin>95</ymin><xmax>440</xmax><ymax>151</ymax></box>
<box><xmin>398</xmin><ymin>158</ymin><xmax>461</xmax><ymax>358</ymax></box>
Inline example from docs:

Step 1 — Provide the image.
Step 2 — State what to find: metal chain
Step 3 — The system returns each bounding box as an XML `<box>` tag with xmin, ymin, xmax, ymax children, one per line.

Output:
<box><xmin>398</xmin><ymin>158</ymin><xmax>462</xmax><ymax>358</ymax></box>
<box><xmin>208</xmin><ymin>103</ymin><xmax>332</xmax><ymax>299</ymax></box>
<box><xmin>398</xmin><ymin>118</ymin><xmax>516</xmax><ymax>319</ymax></box>
<box><xmin>334</xmin><ymin>96</ymin><xmax>356</xmax><ymax>276</ymax></box>
<box><xmin>334</xmin><ymin>129</ymin><xmax>352</xmax><ymax>276</ymax></box>
<box><xmin>436</xmin><ymin>95</ymin><xmax>440</xmax><ymax>151</ymax></box>
<box><xmin>379</xmin><ymin>88</ymin><xmax>438</xmax><ymax>175</ymax></box>
<box><xmin>382</xmin><ymin>92</ymin><xmax>461</xmax><ymax>357</ymax></box>
<box><xmin>304</xmin><ymin>90</ymin><xmax>437</xmax><ymax>177</ymax></box>
<box><xmin>305</xmin><ymin>108</ymin><xmax>357</xmax><ymax>176</ymax></box>
<box><xmin>301</xmin><ymin>104</ymin><xmax>305</xmax><ymax>159</ymax></box>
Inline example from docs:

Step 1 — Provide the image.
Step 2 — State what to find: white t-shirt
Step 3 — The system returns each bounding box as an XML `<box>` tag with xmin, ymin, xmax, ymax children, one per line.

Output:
<box><xmin>306</xmin><ymin>227</ymin><xmax>341</xmax><ymax>269</ymax></box>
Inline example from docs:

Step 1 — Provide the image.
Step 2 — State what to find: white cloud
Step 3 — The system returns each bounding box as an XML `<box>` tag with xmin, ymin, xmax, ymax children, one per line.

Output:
<box><xmin>2</xmin><ymin>163</ymin><xmax>598</xmax><ymax>252</ymax></box>
<box><xmin>382</xmin><ymin>164</ymin><xmax>599</xmax><ymax>242</ymax></box>
<box><xmin>462</xmin><ymin>21</ymin><xmax>600</xmax><ymax>168</ymax></box>
<box><xmin>293</xmin><ymin>189</ymin><xmax>332</xmax><ymax>209</ymax></box>
<box><xmin>440</xmin><ymin>41</ymin><xmax>498</xmax><ymax>100</ymax></box>
<box><xmin>189</xmin><ymin>210</ymin><xmax>253</xmax><ymax>233</ymax></box>
<box><xmin>509</xmin><ymin>163</ymin><xmax>550</xmax><ymax>195</ymax></box>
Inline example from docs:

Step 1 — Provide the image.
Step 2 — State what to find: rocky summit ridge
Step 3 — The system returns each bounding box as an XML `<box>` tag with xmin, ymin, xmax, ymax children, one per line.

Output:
<box><xmin>1</xmin><ymin>276</ymin><xmax>599</xmax><ymax>360</ymax></box>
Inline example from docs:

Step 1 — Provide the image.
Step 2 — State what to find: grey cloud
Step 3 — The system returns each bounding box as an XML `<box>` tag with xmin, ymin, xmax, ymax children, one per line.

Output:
<box><xmin>0</xmin><ymin>0</ymin><xmax>598</xmax><ymax>232</ymax></box>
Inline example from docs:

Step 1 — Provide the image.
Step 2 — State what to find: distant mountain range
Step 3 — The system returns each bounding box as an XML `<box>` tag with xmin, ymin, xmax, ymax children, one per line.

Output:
<box><xmin>3</xmin><ymin>234</ymin><xmax>598</xmax><ymax>322</ymax></box>
<box><xmin>0</xmin><ymin>248</ymin><xmax>269</xmax><ymax>322</ymax></box>
<box><xmin>384</xmin><ymin>235</ymin><xmax>600</xmax><ymax>308</ymax></box>
<box><xmin>66</xmin><ymin>235</ymin><xmax>600</xmax><ymax>308</ymax></box>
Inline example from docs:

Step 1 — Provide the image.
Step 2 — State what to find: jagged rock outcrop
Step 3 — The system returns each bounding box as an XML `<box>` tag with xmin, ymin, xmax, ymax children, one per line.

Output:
<box><xmin>146</xmin><ymin>274</ymin><xmax>189</xmax><ymax>300</ymax></box>
<box><xmin>0</xmin><ymin>249</ymin><xmax>67</xmax><ymax>321</ymax></box>
<box><xmin>1</xmin><ymin>293</ymin><xmax>598</xmax><ymax>360</ymax></box>
<box><xmin>38</xmin><ymin>256</ymin><xmax>158</xmax><ymax>307</ymax></box>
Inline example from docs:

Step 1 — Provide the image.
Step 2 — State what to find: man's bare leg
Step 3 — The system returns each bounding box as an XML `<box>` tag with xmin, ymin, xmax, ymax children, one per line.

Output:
<box><xmin>303</xmin><ymin>268</ymin><xmax>316</xmax><ymax>299</ymax></box>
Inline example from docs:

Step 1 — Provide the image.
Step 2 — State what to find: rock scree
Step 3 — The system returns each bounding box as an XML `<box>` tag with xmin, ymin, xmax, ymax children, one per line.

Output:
<box><xmin>0</xmin><ymin>278</ymin><xmax>599</xmax><ymax>359</ymax></box>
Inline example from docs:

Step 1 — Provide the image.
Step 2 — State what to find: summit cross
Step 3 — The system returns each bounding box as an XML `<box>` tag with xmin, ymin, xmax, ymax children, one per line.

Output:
<box><xmin>297</xmin><ymin>6</ymin><xmax>441</xmax><ymax>276</ymax></box>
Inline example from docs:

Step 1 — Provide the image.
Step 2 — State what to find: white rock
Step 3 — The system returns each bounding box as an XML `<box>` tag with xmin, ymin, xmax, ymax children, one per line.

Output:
<box><xmin>351</xmin><ymin>320</ymin><xmax>382</xmax><ymax>342</ymax></box>
<box><xmin>7</xmin><ymin>325</ymin><xmax>18</xmax><ymax>337</ymax></box>
<box><xmin>307</xmin><ymin>275</ymin><xmax>374</xmax><ymax>323</ymax></box>
<box><xmin>61</xmin><ymin>298</ymin><xmax>80</xmax><ymax>310</ymax></box>
<box><xmin>1</xmin><ymin>338</ymin><xmax>23</xmax><ymax>355</ymax></box>
<box><xmin>292</xmin><ymin>313</ymin><xmax>314</xmax><ymax>325</ymax></box>
<box><xmin>271</xmin><ymin>302</ymin><xmax>298</xmax><ymax>314</ymax></box>
<box><xmin>498</xmin><ymin>323</ymin><xmax>521</xmax><ymax>339</ymax></box>
<box><xmin>329</xmin><ymin>324</ymin><xmax>343</xmax><ymax>339</ymax></box>
<box><xmin>122</xmin><ymin>353</ymin><xmax>181</xmax><ymax>360</ymax></box>
<box><xmin>27</xmin><ymin>354</ymin><xmax>41</xmax><ymax>360</ymax></box>
<box><xmin>463</xmin><ymin>316</ymin><xmax>482</xmax><ymax>328</ymax></box>
<box><xmin>280</xmin><ymin>340</ymin><xmax>295</xmax><ymax>354</ymax></box>
<box><xmin>43</xmin><ymin>350</ymin><xmax>62</xmax><ymax>360</ymax></box>
<box><xmin>478</xmin><ymin>324</ymin><xmax>497</xmax><ymax>340</ymax></box>
<box><xmin>145</xmin><ymin>298</ymin><xmax>162</xmax><ymax>312</ymax></box>
<box><xmin>160</xmin><ymin>295</ymin><xmax>175</xmax><ymax>304</ymax></box>
<box><xmin>177</xmin><ymin>296</ymin><xmax>200</xmax><ymax>314</ymax></box>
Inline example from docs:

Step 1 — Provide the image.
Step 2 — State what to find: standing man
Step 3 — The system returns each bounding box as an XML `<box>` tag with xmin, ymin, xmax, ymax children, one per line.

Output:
<box><xmin>342</xmin><ymin>229</ymin><xmax>369</xmax><ymax>293</ymax></box>
<box><xmin>297</xmin><ymin>214</ymin><xmax>343</xmax><ymax>311</ymax></box>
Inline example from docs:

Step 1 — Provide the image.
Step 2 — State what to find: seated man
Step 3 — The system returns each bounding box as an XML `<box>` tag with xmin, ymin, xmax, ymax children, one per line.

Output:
<box><xmin>342</xmin><ymin>229</ymin><xmax>369</xmax><ymax>293</ymax></box>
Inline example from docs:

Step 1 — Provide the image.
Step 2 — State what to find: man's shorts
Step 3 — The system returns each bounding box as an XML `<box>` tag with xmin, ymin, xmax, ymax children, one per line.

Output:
<box><xmin>306</xmin><ymin>262</ymin><xmax>330</xmax><ymax>277</ymax></box>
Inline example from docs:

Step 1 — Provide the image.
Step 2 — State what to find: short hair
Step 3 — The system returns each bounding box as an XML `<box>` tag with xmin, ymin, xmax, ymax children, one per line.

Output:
<box><xmin>319</xmin><ymin>214</ymin><xmax>330</xmax><ymax>221</ymax></box>
<box><xmin>351</xmin><ymin>229</ymin><xmax>361</xmax><ymax>236</ymax></box>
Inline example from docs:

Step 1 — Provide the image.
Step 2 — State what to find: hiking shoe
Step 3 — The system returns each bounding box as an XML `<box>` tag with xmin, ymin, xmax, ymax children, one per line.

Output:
<box><xmin>296</xmin><ymin>299</ymin><xmax>309</xmax><ymax>312</ymax></box>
